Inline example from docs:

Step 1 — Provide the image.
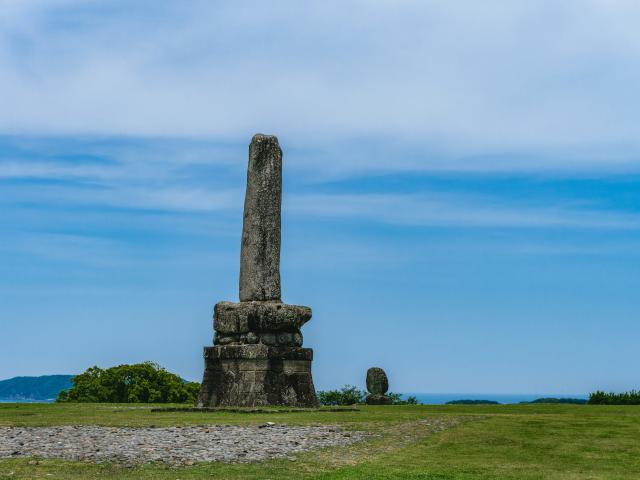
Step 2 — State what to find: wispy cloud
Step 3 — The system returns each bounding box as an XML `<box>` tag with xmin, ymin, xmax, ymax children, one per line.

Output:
<box><xmin>0</xmin><ymin>136</ymin><xmax>245</xmax><ymax>211</ymax></box>
<box><xmin>0</xmin><ymin>160</ymin><xmax>119</xmax><ymax>180</ymax></box>
<box><xmin>1</xmin><ymin>137</ymin><xmax>637</xmax><ymax>230</ymax></box>
<box><xmin>1</xmin><ymin>182</ymin><xmax>241</xmax><ymax>212</ymax></box>
<box><xmin>2</xmin><ymin>137</ymin><xmax>636</xmax><ymax>229</ymax></box>
<box><xmin>1</xmin><ymin>1</ymin><xmax>640</xmax><ymax>171</ymax></box>
<box><xmin>288</xmin><ymin>193</ymin><xmax>640</xmax><ymax>229</ymax></box>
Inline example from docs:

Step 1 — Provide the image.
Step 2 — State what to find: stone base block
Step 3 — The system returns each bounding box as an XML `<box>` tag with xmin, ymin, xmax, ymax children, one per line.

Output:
<box><xmin>365</xmin><ymin>394</ymin><xmax>392</xmax><ymax>405</ymax></box>
<box><xmin>197</xmin><ymin>344</ymin><xmax>319</xmax><ymax>407</ymax></box>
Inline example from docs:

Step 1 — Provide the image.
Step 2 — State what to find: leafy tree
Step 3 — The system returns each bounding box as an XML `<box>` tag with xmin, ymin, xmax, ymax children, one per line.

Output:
<box><xmin>57</xmin><ymin>362</ymin><xmax>200</xmax><ymax>403</ymax></box>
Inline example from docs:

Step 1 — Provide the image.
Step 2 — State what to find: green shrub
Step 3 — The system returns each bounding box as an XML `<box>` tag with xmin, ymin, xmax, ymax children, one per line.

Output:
<box><xmin>317</xmin><ymin>386</ymin><xmax>418</xmax><ymax>405</ymax></box>
<box><xmin>588</xmin><ymin>390</ymin><xmax>640</xmax><ymax>405</ymax></box>
<box><xmin>388</xmin><ymin>392</ymin><xmax>419</xmax><ymax>405</ymax></box>
<box><xmin>317</xmin><ymin>385</ymin><xmax>365</xmax><ymax>405</ymax></box>
<box><xmin>57</xmin><ymin>362</ymin><xmax>200</xmax><ymax>403</ymax></box>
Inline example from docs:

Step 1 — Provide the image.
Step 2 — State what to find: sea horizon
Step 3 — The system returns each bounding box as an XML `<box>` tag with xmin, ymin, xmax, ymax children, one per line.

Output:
<box><xmin>1</xmin><ymin>393</ymin><xmax>589</xmax><ymax>405</ymax></box>
<box><xmin>402</xmin><ymin>393</ymin><xmax>588</xmax><ymax>404</ymax></box>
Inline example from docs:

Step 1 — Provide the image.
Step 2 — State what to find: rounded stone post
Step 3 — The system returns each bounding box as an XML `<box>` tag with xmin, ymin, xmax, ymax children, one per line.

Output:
<box><xmin>366</xmin><ymin>367</ymin><xmax>392</xmax><ymax>405</ymax></box>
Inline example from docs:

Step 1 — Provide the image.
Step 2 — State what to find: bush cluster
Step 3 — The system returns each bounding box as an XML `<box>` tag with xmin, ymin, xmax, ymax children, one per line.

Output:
<box><xmin>387</xmin><ymin>392</ymin><xmax>418</xmax><ymax>405</ymax></box>
<box><xmin>588</xmin><ymin>390</ymin><xmax>640</xmax><ymax>405</ymax></box>
<box><xmin>317</xmin><ymin>385</ymin><xmax>365</xmax><ymax>405</ymax></box>
<box><xmin>316</xmin><ymin>385</ymin><xmax>418</xmax><ymax>405</ymax></box>
<box><xmin>57</xmin><ymin>362</ymin><xmax>200</xmax><ymax>403</ymax></box>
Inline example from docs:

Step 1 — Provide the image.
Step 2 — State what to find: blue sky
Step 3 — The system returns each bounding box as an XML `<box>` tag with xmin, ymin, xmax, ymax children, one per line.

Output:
<box><xmin>1</xmin><ymin>1</ymin><xmax>639</xmax><ymax>394</ymax></box>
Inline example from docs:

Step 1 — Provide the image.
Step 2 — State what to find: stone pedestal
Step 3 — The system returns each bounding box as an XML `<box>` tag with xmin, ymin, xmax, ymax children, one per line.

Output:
<box><xmin>365</xmin><ymin>393</ymin><xmax>393</xmax><ymax>405</ymax></box>
<box><xmin>197</xmin><ymin>344</ymin><xmax>318</xmax><ymax>407</ymax></box>
<box><xmin>198</xmin><ymin>301</ymin><xmax>318</xmax><ymax>407</ymax></box>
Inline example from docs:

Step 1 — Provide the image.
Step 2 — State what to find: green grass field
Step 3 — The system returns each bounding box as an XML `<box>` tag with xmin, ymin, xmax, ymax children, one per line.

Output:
<box><xmin>1</xmin><ymin>403</ymin><xmax>639</xmax><ymax>479</ymax></box>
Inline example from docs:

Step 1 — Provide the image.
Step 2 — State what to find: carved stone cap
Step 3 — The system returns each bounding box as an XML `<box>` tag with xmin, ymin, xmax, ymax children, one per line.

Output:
<box><xmin>214</xmin><ymin>301</ymin><xmax>312</xmax><ymax>334</ymax></box>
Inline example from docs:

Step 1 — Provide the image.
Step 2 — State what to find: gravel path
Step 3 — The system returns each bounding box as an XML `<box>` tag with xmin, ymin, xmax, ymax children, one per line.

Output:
<box><xmin>0</xmin><ymin>424</ymin><xmax>367</xmax><ymax>465</ymax></box>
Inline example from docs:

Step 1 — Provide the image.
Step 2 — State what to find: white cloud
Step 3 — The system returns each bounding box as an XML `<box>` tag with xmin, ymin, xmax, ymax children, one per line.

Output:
<box><xmin>1</xmin><ymin>181</ymin><xmax>241</xmax><ymax>212</ymax></box>
<box><xmin>4</xmin><ymin>156</ymin><xmax>635</xmax><ymax>229</ymax></box>
<box><xmin>0</xmin><ymin>160</ymin><xmax>119</xmax><ymax>180</ymax></box>
<box><xmin>1</xmin><ymin>140</ymin><xmax>636</xmax><ymax>229</ymax></box>
<box><xmin>287</xmin><ymin>193</ymin><xmax>640</xmax><ymax>229</ymax></box>
<box><xmin>0</xmin><ymin>1</ymin><xmax>640</xmax><ymax>171</ymax></box>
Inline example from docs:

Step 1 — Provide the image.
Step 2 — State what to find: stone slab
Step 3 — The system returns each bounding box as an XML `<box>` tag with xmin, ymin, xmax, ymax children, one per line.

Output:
<box><xmin>214</xmin><ymin>331</ymin><xmax>303</xmax><ymax>347</ymax></box>
<box><xmin>214</xmin><ymin>301</ymin><xmax>312</xmax><ymax>334</ymax></box>
<box><xmin>203</xmin><ymin>345</ymin><xmax>313</xmax><ymax>361</ymax></box>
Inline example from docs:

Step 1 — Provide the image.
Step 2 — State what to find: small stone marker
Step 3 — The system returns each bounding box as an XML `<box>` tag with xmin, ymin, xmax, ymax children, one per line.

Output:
<box><xmin>197</xmin><ymin>134</ymin><xmax>318</xmax><ymax>407</ymax></box>
<box><xmin>365</xmin><ymin>367</ymin><xmax>392</xmax><ymax>405</ymax></box>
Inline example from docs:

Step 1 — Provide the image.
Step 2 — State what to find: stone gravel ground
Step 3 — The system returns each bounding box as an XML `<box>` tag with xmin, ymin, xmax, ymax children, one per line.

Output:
<box><xmin>0</xmin><ymin>424</ymin><xmax>367</xmax><ymax>466</ymax></box>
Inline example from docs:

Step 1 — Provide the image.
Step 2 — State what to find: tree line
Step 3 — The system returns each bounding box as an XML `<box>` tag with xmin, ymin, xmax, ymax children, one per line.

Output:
<box><xmin>588</xmin><ymin>390</ymin><xmax>640</xmax><ymax>405</ymax></box>
<box><xmin>57</xmin><ymin>364</ymin><xmax>419</xmax><ymax>405</ymax></box>
<box><xmin>58</xmin><ymin>363</ymin><xmax>637</xmax><ymax>406</ymax></box>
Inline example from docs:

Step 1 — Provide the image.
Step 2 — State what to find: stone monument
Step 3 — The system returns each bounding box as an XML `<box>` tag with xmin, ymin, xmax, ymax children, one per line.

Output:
<box><xmin>365</xmin><ymin>367</ymin><xmax>392</xmax><ymax>405</ymax></box>
<box><xmin>197</xmin><ymin>134</ymin><xmax>318</xmax><ymax>407</ymax></box>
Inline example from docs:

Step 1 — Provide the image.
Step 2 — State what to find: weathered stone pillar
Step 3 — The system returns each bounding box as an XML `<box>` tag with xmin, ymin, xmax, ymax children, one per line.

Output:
<box><xmin>198</xmin><ymin>134</ymin><xmax>318</xmax><ymax>408</ymax></box>
<box><xmin>239</xmin><ymin>134</ymin><xmax>282</xmax><ymax>302</ymax></box>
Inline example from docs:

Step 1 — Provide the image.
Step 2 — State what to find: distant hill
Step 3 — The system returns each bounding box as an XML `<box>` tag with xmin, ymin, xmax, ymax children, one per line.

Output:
<box><xmin>0</xmin><ymin>375</ymin><xmax>74</xmax><ymax>401</ymax></box>
<box><xmin>521</xmin><ymin>397</ymin><xmax>587</xmax><ymax>405</ymax></box>
<box><xmin>446</xmin><ymin>399</ymin><xmax>500</xmax><ymax>405</ymax></box>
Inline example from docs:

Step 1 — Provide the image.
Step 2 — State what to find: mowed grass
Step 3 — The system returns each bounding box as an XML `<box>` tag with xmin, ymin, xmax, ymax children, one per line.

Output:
<box><xmin>1</xmin><ymin>403</ymin><xmax>639</xmax><ymax>479</ymax></box>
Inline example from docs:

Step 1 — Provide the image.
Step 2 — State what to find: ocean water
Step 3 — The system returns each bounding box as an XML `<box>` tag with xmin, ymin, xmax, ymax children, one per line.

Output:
<box><xmin>403</xmin><ymin>393</ymin><xmax>587</xmax><ymax>404</ymax></box>
<box><xmin>1</xmin><ymin>394</ymin><xmax>588</xmax><ymax>405</ymax></box>
<box><xmin>0</xmin><ymin>399</ymin><xmax>54</xmax><ymax>403</ymax></box>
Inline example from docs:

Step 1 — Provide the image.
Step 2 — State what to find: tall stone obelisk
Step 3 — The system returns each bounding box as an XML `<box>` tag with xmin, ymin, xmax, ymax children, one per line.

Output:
<box><xmin>197</xmin><ymin>134</ymin><xmax>318</xmax><ymax>407</ymax></box>
<box><xmin>239</xmin><ymin>135</ymin><xmax>282</xmax><ymax>302</ymax></box>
